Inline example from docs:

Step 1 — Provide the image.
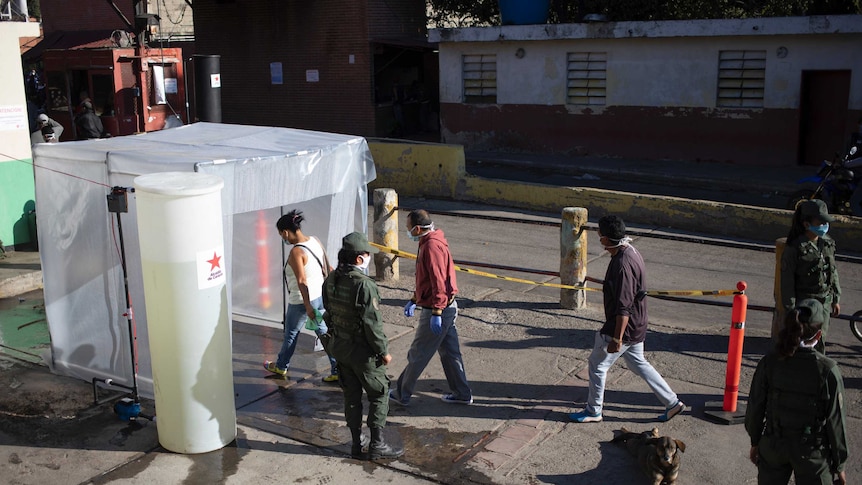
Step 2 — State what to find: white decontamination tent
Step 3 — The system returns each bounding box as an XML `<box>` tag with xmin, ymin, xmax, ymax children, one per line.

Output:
<box><xmin>32</xmin><ymin>122</ymin><xmax>376</xmax><ymax>398</ymax></box>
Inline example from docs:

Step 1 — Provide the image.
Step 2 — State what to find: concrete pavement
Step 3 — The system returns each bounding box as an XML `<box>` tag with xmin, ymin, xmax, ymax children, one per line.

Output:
<box><xmin>1</xmin><ymin>196</ymin><xmax>860</xmax><ymax>485</ymax></box>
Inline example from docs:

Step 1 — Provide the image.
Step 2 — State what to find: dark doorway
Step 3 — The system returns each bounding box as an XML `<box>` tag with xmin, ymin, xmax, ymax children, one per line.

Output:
<box><xmin>798</xmin><ymin>70</ymin><xmax>851</xmax><ymax>166</ymax></box>
<box><xmin>372</xmin><ymin>41</ymin><xmax>439</xmax><ymax>140</ymax></box>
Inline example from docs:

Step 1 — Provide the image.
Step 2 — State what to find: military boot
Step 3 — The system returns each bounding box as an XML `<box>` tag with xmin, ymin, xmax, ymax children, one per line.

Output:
<box><xmin>368</xmin><ymin>427</ymin><xmax>404</xmax><ymax>460</ymax></box>
<box><xmin>349</xmin><ymin>427</ymin><xmax>367</xmax><ymax>459</ymax></box>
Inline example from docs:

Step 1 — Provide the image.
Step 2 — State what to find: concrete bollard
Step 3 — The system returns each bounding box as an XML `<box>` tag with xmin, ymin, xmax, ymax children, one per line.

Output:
<box><xmin>772</xmin><ymin>237</ymin><xmax>786</xmax><ymax>342</ymax></box>
<box><xmin>560</xmin><ymin>207</ymin><xmax>588</xmax><ymax>309</ymax></box>
<box><xmin>373</xmin><ymin>188</ymin><xmax>399</xmax><ymax>281</ymax></box>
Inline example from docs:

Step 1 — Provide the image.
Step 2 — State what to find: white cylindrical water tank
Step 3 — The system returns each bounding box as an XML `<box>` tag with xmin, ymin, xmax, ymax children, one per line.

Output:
<box><xmin>134</xmin><ymin>171</ymin><xmax>236</xmax><ymax>454</ymax></box>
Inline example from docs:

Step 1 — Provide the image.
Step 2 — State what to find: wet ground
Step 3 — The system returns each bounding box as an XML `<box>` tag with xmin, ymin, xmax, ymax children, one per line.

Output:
<box><xmin>1</xmin><ymin>199</ymin><xmax>859</xmax><ymax>484</ymax></box>
<box><xmin>0</xmin><ymin>289</ymin><xmax>48</xmax><ymax>365</ymax></box>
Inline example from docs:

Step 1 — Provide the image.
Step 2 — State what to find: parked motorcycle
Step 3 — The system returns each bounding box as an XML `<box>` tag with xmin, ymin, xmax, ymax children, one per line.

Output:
<box><xmin>787</xmin><ymin>144</ymin><xmax>862</xmax><ymax>216</ymax></box>
<box><xmin>852</xmin><ymin>311</ymin><xmax>862</xmax><ymax>343</ymax></box>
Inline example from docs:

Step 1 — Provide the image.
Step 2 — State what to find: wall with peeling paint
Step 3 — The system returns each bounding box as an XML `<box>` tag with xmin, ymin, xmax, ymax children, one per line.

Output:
<box><xmin>431</xmin><ymin>16</ymin><xmax>862</xmax><ymax>166</ymax></box>
<box><xmin>366</xmin><ymin>141</ymin><xmax>862</xmax><ymax>246</ymax></box>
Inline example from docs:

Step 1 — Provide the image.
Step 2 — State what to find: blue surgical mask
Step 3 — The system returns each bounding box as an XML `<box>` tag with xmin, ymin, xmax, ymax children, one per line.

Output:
<box><xmin>809</xmin><ymin>223</ymin><xmax>829</xmax><ymax>237</ymax></box>
<box><xmin>406</xmin><ymin>223</ymin><xmax>433</xmax><ymax>242</ymax></box>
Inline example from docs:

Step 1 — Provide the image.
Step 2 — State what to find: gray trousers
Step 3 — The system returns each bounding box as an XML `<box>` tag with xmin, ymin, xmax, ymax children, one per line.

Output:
<box><xmin>586</xmin><ymin>331</ymin><xmax>678</xmax><ymax>415</ymax></box>
<box><xmin>392</xmin><ymin>301</ymin><xmax>472</xmax><ymax>403</ymax></box>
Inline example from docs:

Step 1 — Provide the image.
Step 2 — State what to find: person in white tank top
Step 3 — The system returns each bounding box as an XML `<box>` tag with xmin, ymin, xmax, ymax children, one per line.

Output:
<box><xmin>264</xmin><ymin>210</ymin><xmax>338</xmax><ymax>381</ymax></box>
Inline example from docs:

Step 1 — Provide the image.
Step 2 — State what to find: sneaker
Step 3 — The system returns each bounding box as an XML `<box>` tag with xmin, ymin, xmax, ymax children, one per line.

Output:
<box><xmin>440</xmin><ymin>393</ymin><xmax>473</xmax><ymax>405</ymax></box>
<box><xmin>569</xmin><ymin>410</ymin><xmax>602</xmax><ymax>423</ymax></box>
<box><xmin>263</xmin><ymin>360</ymin><xmax>287</xmax><ymax>377</ymax></box>
<box><xmin>322</xmin><ymin>374</ymin><xmax>339</xmax><ymax>383</ymax></box>
<box><xmin>388</xmin><ymin>391</ymin><xmax>409</xmax><ymax>407</ymax></box>
<box><xmin>659</xmin><ymin>401</ymin><xmax>685</xmax><ymax>422</ymax></box>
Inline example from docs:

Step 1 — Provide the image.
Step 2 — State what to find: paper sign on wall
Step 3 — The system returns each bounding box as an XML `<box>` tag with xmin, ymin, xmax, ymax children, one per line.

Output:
<box><xmin>211</xmin><ymin>73</ymin><xmax>221</xmax><ymax>88</ymax></box>
<box><xmin>0</xmin><ymin>105</ymin><xmax>28</xmax><ymax>132</ymax></box>
<box><xmin>165</xmin><ymin>78</ymin><xmax>178</xmax><ymax>94</ymax></box>
<box><xmin>270</xmin><ymin>62</ymin><xmax>283</xmax><ymax>85</ymax></box>
<box><xmin>153</xmin><ymin>66</ymin><xmax>167</xmax><ymax>104</ymax></box>
<box><xmin>197</xmin><ymin>246</ymin><xmax>226</xmax><ymax>289</ymax></box>
<box><xmin>306</xmin><ymin>70</ymin><xmax>319</xmax><ymax>82</ymax></box>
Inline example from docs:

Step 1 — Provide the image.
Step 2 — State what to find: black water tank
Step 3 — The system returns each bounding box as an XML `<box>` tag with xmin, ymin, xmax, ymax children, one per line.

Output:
<box><xmin>193</xmin><ymin>54</ymin><xmax>222</xmax><ymax>123</ymax></box>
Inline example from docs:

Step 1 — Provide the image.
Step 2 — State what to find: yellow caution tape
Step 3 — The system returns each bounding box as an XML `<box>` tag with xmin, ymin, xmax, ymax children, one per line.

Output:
<box><xmin>646</xmin><ymin>289</ymin><xmax>741</xmax><ymax>297</ymax></box>
<box><xmin>371</xmin><ymin>243</ymin><xmax>599</xmax><ymax>291</ymax></box>
<box><xmin>371</xmin><ymin>243</ymin><xmax>741</xmax><ymax>297</ymax></box>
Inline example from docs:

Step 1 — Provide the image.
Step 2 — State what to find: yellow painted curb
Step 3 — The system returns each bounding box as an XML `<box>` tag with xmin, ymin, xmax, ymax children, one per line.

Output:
<box><xmin>367</xmin><ymin>141</ymin><xmax>862</xmax><ymax>247</ymax></box>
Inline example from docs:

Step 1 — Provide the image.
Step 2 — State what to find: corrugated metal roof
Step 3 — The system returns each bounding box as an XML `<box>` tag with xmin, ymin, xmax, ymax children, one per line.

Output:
<box><xmin>22</xmin><ymin>29</ymin><xmax>131</xmax><ymax>61</ymax></box>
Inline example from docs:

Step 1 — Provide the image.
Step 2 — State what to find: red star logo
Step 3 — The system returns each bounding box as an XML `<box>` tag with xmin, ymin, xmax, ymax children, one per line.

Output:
<box><xmin>207</xmin><ymin>252</ymin><xmax>222</xmax><ymax>271</ymax></box>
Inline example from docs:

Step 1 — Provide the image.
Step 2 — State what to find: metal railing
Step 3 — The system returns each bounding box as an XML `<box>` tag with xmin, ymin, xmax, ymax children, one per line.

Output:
<box><xmin>0</xmin><ymin>0</ymin><xmax>29</xmax><ymax>21</ymax></box>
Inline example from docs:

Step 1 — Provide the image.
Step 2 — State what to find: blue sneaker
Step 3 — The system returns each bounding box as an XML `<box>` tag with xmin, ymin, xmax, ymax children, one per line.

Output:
<box><xmin>569</xmin><ymin>410</ymin><xmax>602</xmax><ymax>423</ymax></box>
<box><xmin>658</xmin><ymin>401</ymin><xmax>685</xmax><ymax>422</ymax></box>
<box><xmin>440</xmin><ymin>393</ymin><xmax>473</xmax><ymax>405</ymax></box>
<box><xmin>389</xmin><ymin>390</ymin><xmax>409</xmax><ymax>407</ymax></box>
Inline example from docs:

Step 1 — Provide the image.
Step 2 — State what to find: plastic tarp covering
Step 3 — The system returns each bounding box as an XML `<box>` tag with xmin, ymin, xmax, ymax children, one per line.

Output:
<box><xmin>32</xmin><ymin>122</ymin><xmax>376</xmax><ymax>399</ymax></box>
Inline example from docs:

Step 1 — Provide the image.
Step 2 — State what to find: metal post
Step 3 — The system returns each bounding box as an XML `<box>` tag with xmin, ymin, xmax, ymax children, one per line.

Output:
<box><xmin>772</xmin><ymin>237</ymin><xmax>786</xmax><ymax>342</ymax></box>
<box><xmin>373</xmin><ymin>188</ymin><xmax>399</xmax><ymax>281</ymax></box>
<box><xmin>193</xmin><ymin>55</ymin><xmax>222</xmax><ymax>123</ymax></box>
<box><xmin>560</xmin><ymin>207</ymin><xmax>587</xmax><ymax>309</ymax></box>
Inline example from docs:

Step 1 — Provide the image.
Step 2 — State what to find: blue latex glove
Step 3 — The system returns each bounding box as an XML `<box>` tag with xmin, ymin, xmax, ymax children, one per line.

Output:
<box><xmin>403</xmin><ymin>301</ymin><xmax>416</xmax><ymax>317</ymax></box>
<box><xmin>430</xmin><ymin>315</ymin><xmax>443</xmax><ymax>335</ymax></box>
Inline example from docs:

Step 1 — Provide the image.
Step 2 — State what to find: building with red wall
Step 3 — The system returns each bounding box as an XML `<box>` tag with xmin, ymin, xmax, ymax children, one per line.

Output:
<box><xmin>192</xmin><ymin>0</ymin><xmax>436</xmax><ymax>138</ymax></box>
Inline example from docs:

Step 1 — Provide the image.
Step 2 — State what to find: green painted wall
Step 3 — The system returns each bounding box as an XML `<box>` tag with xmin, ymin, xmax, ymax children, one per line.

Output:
<box><xmin>0</xmin><ymin>159</ymin><xmax>36</xmax><ymax>249</ymax></box>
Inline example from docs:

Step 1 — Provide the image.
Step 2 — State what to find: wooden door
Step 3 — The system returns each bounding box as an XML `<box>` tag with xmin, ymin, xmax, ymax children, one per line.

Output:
<box><xmin>798</xmin><ymin>70</ymin><xmax>851</xmax><ymax>166</ymax></box>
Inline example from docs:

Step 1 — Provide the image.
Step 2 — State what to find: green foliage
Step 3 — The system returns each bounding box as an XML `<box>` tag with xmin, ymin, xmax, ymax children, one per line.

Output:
<box><xmin>26</xmin><ymin>0</ymin><xmax>40</xmax><ymax>19</ymax></box>
<box><xmin>427</xmin><ymin>0</ymin><xmax>498</xmax><ymax>27</ymax></box>
<box><xmin>428</xmin><ymin>0</ymin><xmax>861</xmax><ymax>27</ymax></box>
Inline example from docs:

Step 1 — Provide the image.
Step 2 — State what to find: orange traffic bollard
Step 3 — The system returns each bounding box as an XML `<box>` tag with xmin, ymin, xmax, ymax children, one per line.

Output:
<box><xmin>723</xmin><ymin>281</ymin><xmax>748</xmax><ymax>412</ymax></box>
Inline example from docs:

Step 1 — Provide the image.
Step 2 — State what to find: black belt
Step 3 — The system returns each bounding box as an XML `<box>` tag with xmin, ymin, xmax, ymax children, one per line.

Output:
<box><xmin>419</xmin><ymin>296</ymin><xmax>456</xmax><ymax>310</ymax></box>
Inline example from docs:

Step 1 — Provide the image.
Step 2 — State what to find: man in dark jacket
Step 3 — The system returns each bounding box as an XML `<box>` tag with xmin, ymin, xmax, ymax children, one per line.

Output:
<box><xmin>75</xmin><ymin>101</ymin><xmax>106</xmax><ymax>140</ymax></box>
<box><xmin>570</xmin><ymin>215</ymin><xmax>684</xmax><ymax>423</ymax></box>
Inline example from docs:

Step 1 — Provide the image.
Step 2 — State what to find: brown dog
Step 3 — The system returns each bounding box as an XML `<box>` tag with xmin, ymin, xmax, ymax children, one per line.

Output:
<box><xmin>611</xmin><ymin>427</ymin><xmax>686</xmax><ymax>485</ymax></box>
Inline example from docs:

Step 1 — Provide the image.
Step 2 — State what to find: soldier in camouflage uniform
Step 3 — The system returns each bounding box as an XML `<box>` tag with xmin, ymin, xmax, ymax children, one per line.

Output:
<box><xmin>781</xmin><ymin>199</ymin><xmax>841</xmax><ymax>353</ymax></box>
<box><xmin>745</xmin><ymin>299</ymin><xmax>848</xmax><ymax>485</ymax></box>
<box><xmin>322</xmin><ymin>232</ymin><xmax>403</xmax><ymax>460</ymax></box>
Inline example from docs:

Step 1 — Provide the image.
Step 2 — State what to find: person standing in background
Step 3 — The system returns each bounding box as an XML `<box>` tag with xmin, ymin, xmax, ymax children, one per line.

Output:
<box><xmin>323</xmin><ymin>232</ymin><xmax>403</xmax><ymax>460</ymax></box>
<box><xmin>781</xmin><ymin>199</ymin><xmax>841</xmax><ymax>354</ymax></box>
<box><xmin>745</xmin><ymin>299</ymin><xmax>848</xmax><ymax>485</ymax></box>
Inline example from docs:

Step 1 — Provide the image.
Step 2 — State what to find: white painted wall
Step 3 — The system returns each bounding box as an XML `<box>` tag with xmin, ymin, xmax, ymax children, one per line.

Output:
<box><xmin>433</xmin><ymin>16</ymin><xmax>862</xmax><ymax>111</ymax></box>
<box><xmin>0</xmin><ymin>21</ymin><xmax>40</xmax><ymax>162</ymax></box>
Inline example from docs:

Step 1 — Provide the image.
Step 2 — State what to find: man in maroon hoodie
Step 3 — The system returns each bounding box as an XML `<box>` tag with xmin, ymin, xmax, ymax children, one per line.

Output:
<box><xmin>389</xmin><ymin>209</ymin><xmax>473</xmax><ymax>406</ymax></box>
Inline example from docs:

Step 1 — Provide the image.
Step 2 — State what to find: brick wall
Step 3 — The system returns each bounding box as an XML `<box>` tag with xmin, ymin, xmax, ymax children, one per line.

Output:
<box><xmin>40</xmin><ymin>0</ymin><xmax>193</xmax><ymax>42</ymax></box>
<box><xmin>368</xmin><ymin>0</ymin><xmax>426</xmax><ymax>39</ymax></box>
<box><xmin>40</xmin><ymin>0</ymin><xmax>134</xmax><ymax>34</ymax></box>
<box><xmin>194</xmin><ymin>0</ymin><xmax>427</xmax><ymax>137</ymax></box>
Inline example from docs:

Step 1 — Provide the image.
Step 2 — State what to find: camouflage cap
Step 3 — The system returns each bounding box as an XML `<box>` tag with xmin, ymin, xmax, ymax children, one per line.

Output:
<box><xmin>341</xmin><ymin>232</ymin><xmax>378</xmax><ymax>254</ymax></box>
<box><xmin>798</xmin><ymin>199</ymin><xmax>835</xmax><ymax>223</ymax></box>
<box><xmin>795</xmin><ymin>298</ymin><xmax>825</xmax><ymax>324</ymax></box>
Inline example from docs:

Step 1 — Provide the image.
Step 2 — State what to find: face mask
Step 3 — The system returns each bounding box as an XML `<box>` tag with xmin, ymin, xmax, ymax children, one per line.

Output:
<box><xmin>357</xmin><ymin>254</ymin><xmax>371</xmax><ymax>271</ymax></box>
<box><xmin>808</xmin><ymin>223</ymin><xmax>829</xmax><ymax>237</ymax></box>
<box><xmin>406</xmin><ymin>230</ymin><xmax>421</xmax><ymax>242</ymax></box>
<box><xmin>406</xmin><ymin>223</ymin><xmax>433</xmax><ymax>242</ymax></box>
<box><xmin>600</xmin><ymin>236</ymin><xmax>633</xmax><ymax>249</ymax></box>
<box><xmin>799</xmin><ymin>338</ymin><xmax>819</xmax><ymax>349</ymax></box>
